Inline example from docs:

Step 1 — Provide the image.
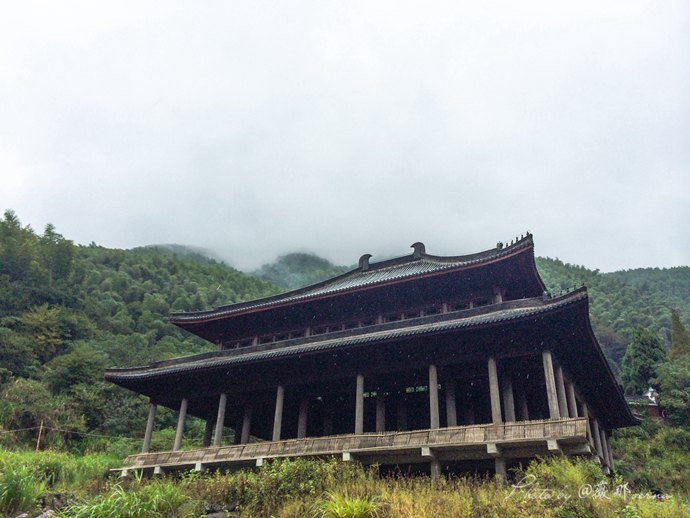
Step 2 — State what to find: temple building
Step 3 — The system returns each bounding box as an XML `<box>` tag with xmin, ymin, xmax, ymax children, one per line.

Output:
<box><xmin>105</xmin><ymin>234</ymin><xmax>636</xmax><ymax>478</ymax></box>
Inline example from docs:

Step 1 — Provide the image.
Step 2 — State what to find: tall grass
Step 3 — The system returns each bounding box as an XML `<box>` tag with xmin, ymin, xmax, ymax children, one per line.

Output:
<box><xmin>0</xmin><ymin>463</ymin><xmax>45</xmax><ymax>516</ymax></box>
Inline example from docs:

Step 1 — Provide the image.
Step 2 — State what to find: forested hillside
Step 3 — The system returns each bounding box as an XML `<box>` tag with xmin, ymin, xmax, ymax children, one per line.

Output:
<box><xmin>0</xmin><ymin>210</ymin><xmax>281</xmax><ymax>452</ymax></box>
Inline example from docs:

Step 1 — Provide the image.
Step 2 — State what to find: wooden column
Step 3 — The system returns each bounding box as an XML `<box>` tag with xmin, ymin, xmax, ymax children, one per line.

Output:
<box><xmin>375</xmin><ymin>394</ymin><xmax>386</xmax><ymax>432</ymax></box>
<box><xmin>488</xmin><ymin>357</ymin><xmax>502</xmax><ymax>424</ymax></box>
<box><xmin>142</xmin><ymin>402</ymin><xmax>156</xmax><ymax>454</ymax></box>
<box><xmin>213</xmin><ymin>393</ymin><xmax>227</xmax><ymax>447</ymax></box>
<box><xmin>355</xmin><ymin>374</ymin><xmax>364</xmax><ymax>434</ymax></box>
<box><xmin>541</xmin><ymin>351</ymin><xmax>560</xmax><ymax>419</ymax></box>
<box><xmin>240</xmin><ymin>405</ymin><xmax>252</xmax><ymax>444</ymax></box>
<box><xmin>173</xmin><ymin>397</ymin><xmax>188</xmax><ymax>452</ymax></box>
<box><xmin>429</xmin><ymin>364</ymin><xmax>440</xmax><ymax>429</ymax></box>
<box><xmin>565</xmin><ymin>380</ymin><xmax>578</xmax><ymax>418</ymax></box>
<box><xmin>396</xmin><ymin>395</ymin><xmax>407</xmax><ymax>431</ymax></box>
<box><xmin>297</xmin><ymin>398</ymin><xmax>309</xmax><ymax>439</ymax></box>
<box><xmin>203</xmin><ymin>419</ymin><xmax>213</xmax><ymax>447</ymax></box>
<box><xmin>501</xmin><ymin>373</ymin><xmax>516</xmax><ymax>422</ymax></box>
<box><xmin>554</xmin><ymin>365</ymin><xmax>569</xmax><ymax>418</ymax></box>
<box><xmin>445</xmin><ymin>379</ymin><xmax>457</xmax><ymax>427</ymax></box>
<box><xmin>272</xmin><ymin>385</ymin><xmax>285</xmax><ymax>441</ymax></box>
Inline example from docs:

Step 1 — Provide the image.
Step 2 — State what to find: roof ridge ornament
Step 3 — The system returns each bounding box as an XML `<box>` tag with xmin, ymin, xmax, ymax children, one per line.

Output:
<box><xmin>359</xmin><ymin>254</ymin><xmax>372</xmax><ymax>271</ymax></box>
<box><xmin>410</xmin><ymin>242</ymin><xmax>425</xmax><ymax>260</ymax></box>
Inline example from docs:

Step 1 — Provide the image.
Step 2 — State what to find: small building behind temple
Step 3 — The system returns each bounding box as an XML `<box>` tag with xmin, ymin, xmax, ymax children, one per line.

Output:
<box><xmin>105</xmin><ymin>233</ymin><xmax>637</xmax><ymax>478</ymax></box>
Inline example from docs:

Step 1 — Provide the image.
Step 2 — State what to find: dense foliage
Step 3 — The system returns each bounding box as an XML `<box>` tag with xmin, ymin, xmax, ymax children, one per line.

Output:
<box><xmin>0</xmin><ymin>210</ymin><xmax>281</xmax><ymax>452</ymax></box>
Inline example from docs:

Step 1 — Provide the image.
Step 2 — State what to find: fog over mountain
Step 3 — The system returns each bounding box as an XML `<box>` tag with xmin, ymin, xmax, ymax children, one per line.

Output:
<box><xmin>2</xmin><ymin>1</ymin><xmax>688</xmax><ymax>271</ymax></box>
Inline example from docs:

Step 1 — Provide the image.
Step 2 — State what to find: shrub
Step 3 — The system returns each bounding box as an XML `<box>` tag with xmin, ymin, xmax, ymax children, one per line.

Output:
<box><xmin>319</xmin><ymin>491</ymin><xmax>382</xmax><ymax>518</ymax></box>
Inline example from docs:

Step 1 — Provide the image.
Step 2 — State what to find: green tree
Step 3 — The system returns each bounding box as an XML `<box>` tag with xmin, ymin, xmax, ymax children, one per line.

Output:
<box><xmin>670</xmin><ymin>309</ymin><xmax>690</xmax><ymax>359</ymax></box>
<box><xmin>655</xmin><ymin>354</ymin><xmax>690</xmax><ymax>426</ymax></box>
<box><xmin>621</xmin><ymin>327</ymin><xmax>668</xmax><ymax>395</ymax></box>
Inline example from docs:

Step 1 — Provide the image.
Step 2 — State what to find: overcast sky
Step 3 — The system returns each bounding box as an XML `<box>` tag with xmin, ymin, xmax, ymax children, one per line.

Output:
<box><xmin>2</xmin><ymin>1</ymin><xmax>688</xmax><ymax>272</ymax></box>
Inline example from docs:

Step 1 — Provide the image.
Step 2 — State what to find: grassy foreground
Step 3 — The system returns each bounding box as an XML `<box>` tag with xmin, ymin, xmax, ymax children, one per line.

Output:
<box><xmin>0</xmin><ymin>451</ymin><xmax>688</xmax><ymax>517</ymax></box>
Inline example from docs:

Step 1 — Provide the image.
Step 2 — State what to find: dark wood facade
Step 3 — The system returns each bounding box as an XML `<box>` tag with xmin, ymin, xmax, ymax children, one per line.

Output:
<box><xmin>105</xmin><ymin>234</ymin><xmax>636</xmax><ymax>478</ymax></box>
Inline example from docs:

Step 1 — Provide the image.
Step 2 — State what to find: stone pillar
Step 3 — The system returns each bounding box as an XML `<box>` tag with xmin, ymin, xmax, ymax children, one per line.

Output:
<box><xmin>487</xmin><ymin>357</ymin><xmax>502</xmax><ymax>424</ymax></box>
<box><xmin>429</xmin><ymin>364</ymin><xmax>440</xmax><ymax>429</ymax></box>
<box><xmin>445</xmin><ymin>379</ymin><xmax>457</xmax><ymax>427</ymax></box>
<box><xmin>592</xmin><ymin>417</ymin><xmax>603</xmax><ymax>461</ymax></box>
<box><xmin>518</xmin><ymin>387</ymin><xmax>529</xmax><ymax>421</ymax></box>
<box><xmin>542</xmin><ymin>351</ymin><xmax>560</xmax><ymax>419</ymax></box>
<box><xmin>501</xmin><ymin>373</ymin><xmax>516</xmax><ymax>422</ymax></box>
<box><xmin>297</xmin><ymin>398</ymin><xmax>309</xmax><ymax>439</ymax></box>
<box><xmin>375</xmin><ymin>394</ymin><xmax>386</xmax><ymax>432</ymax></box>
<box><xmin>213</xmin><ymin>393</ymin><xmax>227</xmax><ymax>447</ymax></box>
<box><xmin>355</xmin><ymin>374</ymin><xmax>365</xmax><ymax>434</ymax></box>
<box><xmin>272</xmin><ymin>385</ymin><xmax>285</xmax><ymax>441</ymax></box>
<box><xmin>203</xmin><ymin>419</ymin><xmax>213</xmax><ymax>447</ymax></box>
<box><xmin>565</xmin><ymin>380</ymin><xmax>578</xmax><ymax>418</ymax></box>
<box><xmin>554</xmin><ymin>365</ymin><xmax>569</xmax><ymax>418</ymax></box>
<box><xmin>241</xmin><ymin>405</ymin><xmax>252</xmax><ymax>444</ymax></box>
<box><xmin>173</xmin><ymin>397</ymin><xmax>188</xmax><ymax>452</ymax></box>
<box><xmin>396</xmin><ymin>395</ymin><xmax>407</xmax><ymax>431</ymax></box>
<box><xmin>142</xmin><ymin>402</ymin><xmax>156</xmax><ymax>454</ymax></box>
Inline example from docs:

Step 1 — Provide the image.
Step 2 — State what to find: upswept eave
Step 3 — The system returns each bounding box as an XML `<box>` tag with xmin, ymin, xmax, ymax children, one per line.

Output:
<box><xmin>170</xmin><ymin>233</ymin><xmax>542</xmax><ymax>325</ymax></box>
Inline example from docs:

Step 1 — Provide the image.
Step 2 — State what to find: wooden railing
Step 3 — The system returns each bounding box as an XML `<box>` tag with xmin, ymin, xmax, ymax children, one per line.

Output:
<box><xmin>123</xmin><ymin>418</ymin><xmax>587</xmax><ymax>469</ymax></box>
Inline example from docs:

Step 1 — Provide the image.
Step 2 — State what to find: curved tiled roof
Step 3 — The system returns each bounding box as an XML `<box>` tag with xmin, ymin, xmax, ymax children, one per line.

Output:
<box><xmin>106</xmin><ymin>288</ymin><xmax>583</xmax><ymax>383</ymax></box>
<box><xmin>170</xmin><ymin>234</ymin><xmax>540</xmax><ymax>324</ymax></box>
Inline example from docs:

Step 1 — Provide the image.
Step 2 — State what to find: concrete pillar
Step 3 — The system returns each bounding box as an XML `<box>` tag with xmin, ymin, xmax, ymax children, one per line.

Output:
<box><xmin>203</xmin><ymin>419</ymin><xmax>213</xmax><ymax>447</ymax></box>
<box><xmin>297</xmin><ymin>398</ymin><xmax>309</xmax><ymax>439</ymax></box>
<box><xmin>600</xmin><ymin>427</ymin><xmax>611</xmax><ymax>468</ymax></box>
<box><xmin>554</xmin><ymin>365</ymin><xmax>569</xmax><ymax>418</ymax></box>
<box><xmin>542</xmin><ymin>351</ymin><xmax>560</xmax><ymax>419</ymax></box>
<box><xmin>355</xmin><ymin>374</ymin><xmax>364</xmax><ymax>434</ymax></box>
<box><xmin>565</xmin><ymin>380</ymin><xmax>578</xmax><ymax>418</ymax></box>
<box><xmin>241</xmin><ymin>405</ymin><xmax>252</xmax><ymax>444</ymax></box>
<box><xmin>606</xmin><ymin>435</ymin><xmax>613</xmax><ymax>469</ymax></box>
<box><xmin>581</xmin><ymin>403</ymin><xmax>594</xmax><ymax>447</ymax></box>
<box><xmin>518</xmin><ymin>387</ymin><xmax>529</xmax><ymax>421</ymax></box>
<box><xmin>501</xmin><ymin>373</ymin><xmax>516</xmax><ymax>422</ymax></box>
<box><xmin>592</xmin><ymin>418</ymin><xmax>603</xmax><ymax>461</ymax></box>
<box><xmin>213</xmin><ymin>393</ymin><xmax>227</xmax><ymax>447</ymax></box>
<box><xmin>142</xmin><ymin>402</ymin><xmax>156</xmax><ymax>454</ymax></box>
<box><xmin>375</xmin><ymin>394</ymin><xmax>386</xmax><ymax>432</ymax></box>
<box><xmin>495</xmin><ymin>457</ymin><xmax>507</xmax><ymax>481</ymax></box>
<box><xmin>323</xmin><ymin>413</ymin><xmax>333</xmax><ymax>436</ymax></box>
<box><xmin>462</xmin><ymin>384</ymin><xmax>475</xmax><ymax>424</ymax></box>
<box><xmin>487</xmin><ymin>357</ymin><xmax>502</xmax><ymax>424</ymax></box>
<box><xmin>430</xmin><ymin>457</ymin><xmax>442</xmax><ymax>480</ymax></box>
<box><xmin>173</xmin><ymin>397</ymin><xmax>188</xmax><ymax>452</ymax></box>
<box><xmin>445</xmin><ymin>379</ymin><xmax>457</xmax><ymax>427</ymax></box>
<box><xmin>396</xmin><ymin>395</ymin><xmax>407</xmax><ymax>431</ymax></box>
<box><xmin>429</xmin><ymin>364</ymin><xmax>440</xmax><ymax>429</ymax></box>
<box><xmin>272</xmin><ymin>385</ymin><xmax>285</xmax><ymax>441</ymax></box>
